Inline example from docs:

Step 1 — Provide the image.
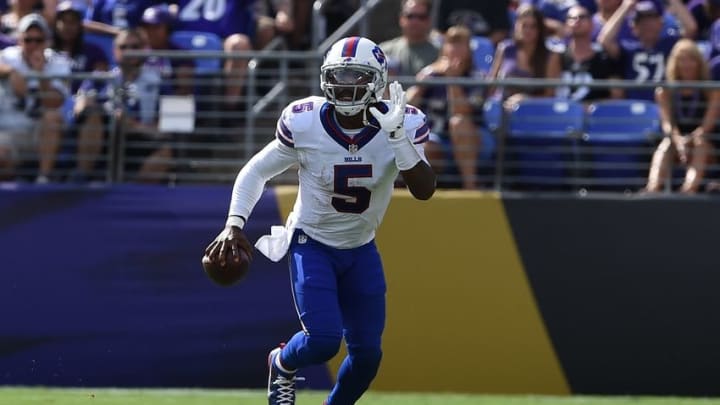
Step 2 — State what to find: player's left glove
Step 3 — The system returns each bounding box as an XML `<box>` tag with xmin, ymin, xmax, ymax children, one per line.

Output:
<box><xmin>369</xmin><ymin>81</ymin><xmax>406</xmax><ymax>138</ymax></box>
<box><xmin>370</xmin><ymin>81</ymin><xmax>421</xmax><ymax>171</ymax></box>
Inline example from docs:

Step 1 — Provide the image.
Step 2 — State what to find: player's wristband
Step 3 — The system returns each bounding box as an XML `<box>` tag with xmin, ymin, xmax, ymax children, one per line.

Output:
<box><xmin>226</xmin><ymin>215</ymin><xmax>246</xmax><ymax>229</ymax></box>
<box><xmin>388</xmin><ymin>132</ymin><xmax>422</xmax><ymax>171</ymax></box>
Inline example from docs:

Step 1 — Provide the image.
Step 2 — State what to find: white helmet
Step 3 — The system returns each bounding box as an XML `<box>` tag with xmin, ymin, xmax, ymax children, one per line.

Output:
<box><xmin>320</xmin><ymin>36</ymin><xmax>388</xmax><ymax>116</ymax></box>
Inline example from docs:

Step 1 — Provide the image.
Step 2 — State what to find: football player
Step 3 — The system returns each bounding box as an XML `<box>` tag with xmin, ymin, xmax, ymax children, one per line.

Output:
<box><xmin>204</xmin><ymin>36</ymin><xmax>436</xmax><ymax>405</ymax></box>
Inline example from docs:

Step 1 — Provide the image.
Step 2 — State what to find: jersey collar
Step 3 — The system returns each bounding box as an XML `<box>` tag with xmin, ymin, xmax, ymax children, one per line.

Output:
<box><xmin>320</xmin><ymin>102</ymin><xmax>386</xmax><ymax>152</ymax></box>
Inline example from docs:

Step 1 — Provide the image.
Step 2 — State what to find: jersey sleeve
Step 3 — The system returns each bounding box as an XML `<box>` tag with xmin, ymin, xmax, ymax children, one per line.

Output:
<box><xmin>275</xmin><ymin>98</ymin><xmax>316</xmax><ymax>148</ymax></box>
<box><xmin>404</xmin><ymin>104</ymin><xmax>430</xmax><ymax>145</ymax></box>
<box><xmin>228</xmin><ymin>139</ymin><xmax>298</xmax><ymax>220</ymax></box>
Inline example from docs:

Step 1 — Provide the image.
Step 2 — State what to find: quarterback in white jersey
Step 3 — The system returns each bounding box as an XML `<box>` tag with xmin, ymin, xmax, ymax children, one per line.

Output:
<box><xmin>204</xmin><ymin>36</ymin><xmax>436</xmax><ymax>405</ymax></box>
<box><xmin>229</xmin><ymin>94</ymin><xmax>430</xmax><ymax>249</ymax></box>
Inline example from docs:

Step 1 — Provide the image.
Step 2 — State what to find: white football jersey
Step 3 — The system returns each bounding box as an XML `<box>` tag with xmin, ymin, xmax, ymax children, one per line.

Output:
<box><xmin>274</xmin><ymin>96</ymin><xmax>429</xmax><ymax>249</ymax></box>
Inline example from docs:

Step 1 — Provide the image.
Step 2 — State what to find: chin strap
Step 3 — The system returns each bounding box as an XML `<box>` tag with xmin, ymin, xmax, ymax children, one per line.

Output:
<box><xmin>361</xmin><ymin>100</ymin><xmax>381</xmax><ymax>129</ymax></box>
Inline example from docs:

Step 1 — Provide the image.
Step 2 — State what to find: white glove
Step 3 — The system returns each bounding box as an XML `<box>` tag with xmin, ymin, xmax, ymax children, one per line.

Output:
<box><xmin>369</xmin><ymin>81</ymin><xmax>406</xmax><ymax>137</ymax></box>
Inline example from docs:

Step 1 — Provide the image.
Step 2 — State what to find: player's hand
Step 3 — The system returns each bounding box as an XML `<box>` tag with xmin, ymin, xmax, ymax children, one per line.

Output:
<box><xmin>204</xmin><ymin>226</ymin><xmax>253</xmax><ymax>267</ymax></box>
<box><xmin>369</xmin><ymin>81</ymin><xmax>406</xmax><ymax>137</ymax></box>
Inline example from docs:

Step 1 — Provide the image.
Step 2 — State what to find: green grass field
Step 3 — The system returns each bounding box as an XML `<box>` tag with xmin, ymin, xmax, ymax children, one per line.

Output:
<box><xmin>2</xmin><ymin>388</ymin><xmax>720</xmax><ymax>405</ymax></box>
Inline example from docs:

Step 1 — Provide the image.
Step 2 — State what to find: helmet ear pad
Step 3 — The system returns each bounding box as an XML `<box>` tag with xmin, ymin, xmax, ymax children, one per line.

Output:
<box><xmin>320</xmin><ymin>36</ymin><xmax>388</xmax><ymax>116</ymax></box>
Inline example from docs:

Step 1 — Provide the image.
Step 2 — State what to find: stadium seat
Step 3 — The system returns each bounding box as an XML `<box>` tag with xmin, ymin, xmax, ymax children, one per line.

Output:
<box><xmin>504</xmin><ymin>98</ymin><xmax>585</xmax><ymax>190</ymax></box>
<box><xmin>84</xmin><ymin>33</ymin><xmax>116</xmax><ymax>67</ymax></box>
<box><xmin>483</xmin><ymin>99</ymin><xmax>503</xmax><ymax>133</ymax></box>
<box><xmin>581</xmin><ymin>99</ymin><xmax>661</xmax><ymax>191</ymax></box>
<box><xmin>170</xmin><ymin>30</ymin><xmax>223</xmax><ymax>75</ymax></box>
<box><xmin>470</xmin><ymin>35</ymin><xmax>494</xmax><ymax>76</ymax></box>
<box><xmin>697</xmin><ymin>40</ymin><xmax>712</xmax><ymax>60</ymax></box>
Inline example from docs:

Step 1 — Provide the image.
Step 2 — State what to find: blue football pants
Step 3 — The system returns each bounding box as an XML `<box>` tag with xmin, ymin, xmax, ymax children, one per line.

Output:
<box><xmin>279</xmin><ymin>229</ymin><xmax>387</xmax><ymax>405</ymax></box>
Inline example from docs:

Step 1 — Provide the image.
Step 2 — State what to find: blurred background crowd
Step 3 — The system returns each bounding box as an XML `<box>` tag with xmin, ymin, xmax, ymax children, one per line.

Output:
<box><xmin>0</xmin><ymin>0</ymin><xmax>718</xmax><ymax>194</ymax></box>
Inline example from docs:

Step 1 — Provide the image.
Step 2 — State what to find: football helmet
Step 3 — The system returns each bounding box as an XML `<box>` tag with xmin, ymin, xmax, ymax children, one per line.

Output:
<box><xmin>320</xmin><ymin>36</ymin><xmax>388</xmax><ymax>116</ymax></box>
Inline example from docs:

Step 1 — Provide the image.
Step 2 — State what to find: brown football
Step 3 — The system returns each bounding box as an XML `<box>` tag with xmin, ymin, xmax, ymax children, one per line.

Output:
<box><xmin>202</xmin><ymin>250</ymin><xmax>250</xmax><ymax>286</ymax></box>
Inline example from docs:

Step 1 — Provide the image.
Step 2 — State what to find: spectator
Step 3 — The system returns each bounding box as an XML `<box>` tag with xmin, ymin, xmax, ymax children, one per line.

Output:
<box><xmin>407</xmin><ymin>25</ymin><xmax>488</xmax><ymax>190</ymax></box>
<box><xmin>0</xmin><ymin>30</ymin><xmax>15</xmax><ymax>48</ymax></box>
<box><xmin>644</xmin><ymin>39</ymin><xmax>720</xmax><ymax>194</ymax></box>
<box><xmin>686</xmin><ymin>0</ymin><xmax>720</xmax><ymax>40</ymax></box>
<box><xmin>708</xmin><ymin>19</ymin><xmax>720</xmax><ymax>58</ymax></box>
<box><xmin>72</xmin><ymin>28</ymin><xmax>170</xmax><ymax>183</ymax></box>
<box><xmin>1</xmin><ymin>0</ymin><xmax>56</xmax><ymax>38</ymax></box>
<box><xmin>432</xmin><ymin>0</ymin><xmax>511</xmax><ymax>44</ymax></box>
<box><xmin>52</xmin><ymin>0</ymin><xmax>110</xmax><ymax>92</ymax></box>
<box><xmin>702</xmin><ymin>53</ymin><xmax>720</xmax><ymax>192</ymax></box>
<box><xmin>0</xmin><ymin>13</ymin><xmax>69</xmax><ymax>182</ymax></box>
<box><xmin>557</xmin><ymin>4</ymin><xmax>622</xmax><ymax>103</ymax></box>
<box><xmin>594</xmin><ymin>0</ymin><xmax>692</xmax><ymax>41</ymax></box>
<box><xmin>254</xmin><ymin>0</ymin><xmax>296</xmax><ymax>49</ymax></box>
<box><xmin>379</xmin><ymin>0</ymin><xmax>440</xmax><ymax>79</ymax></box>
<box><xmin>592</xmin><ymin>0</ymin><xmax>632</xmax><ymax>40</ymax></box>
<box><xmin>533</xmin><ymin>0</ymin><xmax>579</xmax><ymax>37</ymax></box>
<box><xmin>280</xmin><ymin>0</ymin><xmax>313</xmax><ymax>50</ymax></box>
<box><xmin>318</xmin><ymin>0</ymin><xmax>359</xmax><ymax>40</ymax></box>
<box><xmin>487</xmin><ymin>4</ymin><xmax>562</xmax><ymax>108</ymax></box>
<box><xmin>139</xmin><ymin>3</ymin><xmax>193</xmax><ymax>96</ymax></box>
<box><xmin>172</xmin><ymin>0</ymin><xmax>259</xmax><ymax>109</ymax></box>
<box><xmin>598</xmin><ymin>0</ymin><xmax>696</xmax><ymax>101</ymax></box>
<box><xmin>84</xmin><ymin>0</ymin><xmax>160</xmax><ymax>35</ymax></box>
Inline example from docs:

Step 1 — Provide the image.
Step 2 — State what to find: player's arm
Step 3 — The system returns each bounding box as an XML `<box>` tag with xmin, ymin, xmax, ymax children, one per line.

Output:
<box><xmin>205</xmin><ymin>140</ymin><xmax>297</xmax><ymax>266</ymax></box>
<box><xmin>399</xmin><ymin>157</ymin><xmax>436</xmax><ymax>200</ymax></box>
<box><xmin>370</xmin><ymin>81</ymin><xmax>436</xmax><ymax>200</ymax></box>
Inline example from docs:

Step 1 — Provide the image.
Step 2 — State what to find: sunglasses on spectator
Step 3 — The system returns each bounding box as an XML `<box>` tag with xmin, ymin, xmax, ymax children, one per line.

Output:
<box><xmin>118</xmin><ymin>43</ymin><xmax>142</xmax><ymax>50</ymax></box>
<box><xmin>567</xmin><ymin>14</ymin><xmax>590</xmax><ymax>21</ymax></box>
<box><xmin>402</xmin><ymin>12</ymin><xmax>429</xmax><ymax>20</ymax></box>
<box><xmin>22</xmin><ymin>36</ymin><xmax>45</xmax><ymax>44</ymax></box>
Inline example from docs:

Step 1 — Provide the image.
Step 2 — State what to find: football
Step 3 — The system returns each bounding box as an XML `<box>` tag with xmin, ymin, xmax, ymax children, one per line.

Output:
<box><xmin>202</xmin><ymin>250</ymin><xmax>250</xmax><ymax>286</ymax></box>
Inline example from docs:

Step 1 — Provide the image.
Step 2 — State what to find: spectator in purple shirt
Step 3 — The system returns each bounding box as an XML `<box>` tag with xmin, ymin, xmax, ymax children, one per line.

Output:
<box><xmin>84</xmin><ymin>0</ymin><xmax>161</xmax><ymax>35</ymax></box>
<box><xmin>707</xmin><ymin>18</ymin><xmax>720</xmax><ymax>58</ymax></box>
<box><xmin>172</xmin><ymin>0</ymin><xmax>258</xmax><ymax>109</ymax></box>
<box><xmin>598</xmin><ymin>0</ymin><xmax>696</xmax><ymax>101</ymax></box>
<box><xmin>0</xmin><ymin>31</ymin><xmax>15</xmax><ymax>48</ymax></box>
<box><xmin>686</xmin><ymin>0</ymin><xmax>720</xmax><ymax>40</ymax></box>
<box><xmin>139</xmin><ymin>3</ymin><xmax>193</xmax><ymax>96</ymax></box>
<box><xmin>487</xmin><ymin>4</ymin><xmax>562</xmax><ymax>107</ymax></box>
<box><xmin>52</xmin><ymin>0</ymin><xmax>110</xmax><ymax>92</ymax></box>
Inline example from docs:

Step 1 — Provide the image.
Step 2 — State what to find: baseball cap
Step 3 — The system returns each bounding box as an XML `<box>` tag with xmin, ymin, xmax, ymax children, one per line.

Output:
<box><xmin>632</xmin><ymin>0</ymin><xmax>663</xmax><ymax>20</ymax></box>
<box><xmin>56</xmin><ymin>0</ymin><xmax>87</xmax><ymax>15</ymax></box>
<box><xmin>17</xmin><ymin>13</ymin><xmax>51</xmax><ymax>37</ymax></box>
<box><xmin>141</xmin><ymin>4</ymin><xmax>173</xmax><ymax>25</ymax></box>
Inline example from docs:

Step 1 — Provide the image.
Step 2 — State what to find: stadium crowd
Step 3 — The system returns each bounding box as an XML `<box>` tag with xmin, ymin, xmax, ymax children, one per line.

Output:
<box><xmin>0</xmin><ymin>0</ymin><xmax>718</xmax><ymax>193</ymax></box>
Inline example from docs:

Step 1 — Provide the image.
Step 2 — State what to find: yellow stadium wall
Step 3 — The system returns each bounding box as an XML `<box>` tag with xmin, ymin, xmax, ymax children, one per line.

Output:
<box><xmin>274</xmin><ymin>187</ymin><xmax>569</xmax><ymax>395</ymax></box>
<box><xmin>276</xmin><ymin>186</ymin><xmax>720</xmax><ymax>396</ymax></box>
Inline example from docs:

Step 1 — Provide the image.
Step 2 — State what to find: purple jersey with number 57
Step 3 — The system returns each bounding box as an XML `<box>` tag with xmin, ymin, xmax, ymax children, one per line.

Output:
<box><xmin>273</xmin><ymin>96</ymin><xmax>429</xmax><ymax>248</ymax></box>
<box><xmin>618</xmin><ymin>33</ymin><xmax>678</xmax><ymax>100</ymax></box>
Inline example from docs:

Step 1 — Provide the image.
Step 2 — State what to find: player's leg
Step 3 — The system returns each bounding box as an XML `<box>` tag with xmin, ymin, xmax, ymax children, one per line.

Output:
<box><xmin>326</xmin><ymin>241</ymin><xmax>386</xmax><ymax>405</ymax></box>
<box><xmin>268</xmin><ymin>230</ymin><xmax>344</xmax><ymax>405</ymax></box>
